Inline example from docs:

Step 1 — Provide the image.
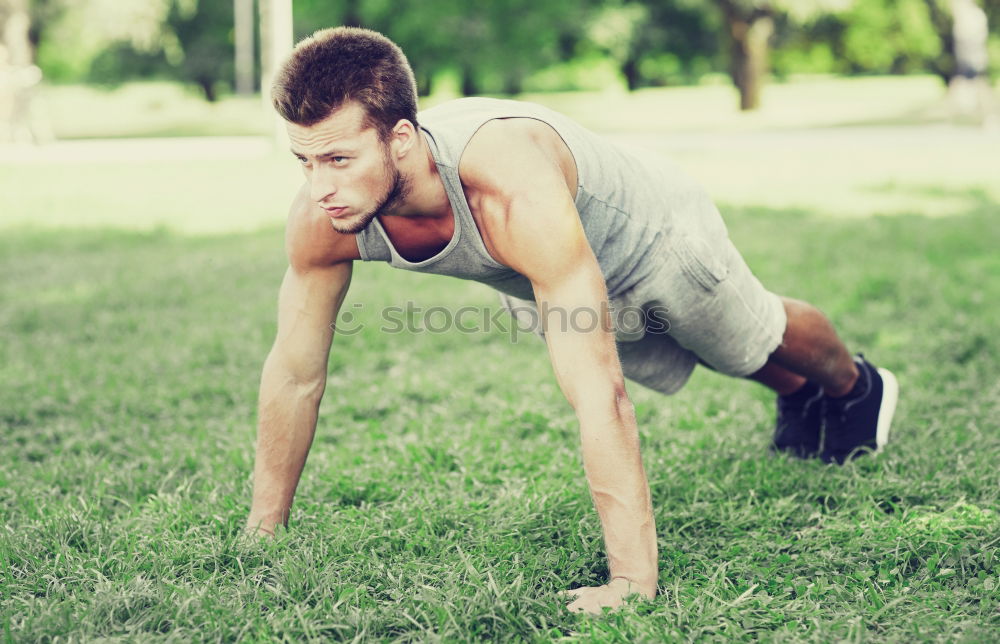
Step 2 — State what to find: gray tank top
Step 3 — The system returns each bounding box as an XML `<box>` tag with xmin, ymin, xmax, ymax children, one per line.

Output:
<box><xmin>355</xmin><ymin>97</ymin><xmax>712</xmax><ymax>307</ymax></box>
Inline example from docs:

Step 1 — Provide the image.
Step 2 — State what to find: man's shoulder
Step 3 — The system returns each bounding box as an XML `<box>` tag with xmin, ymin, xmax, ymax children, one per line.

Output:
<box><xmin>419</xmin><ymin>96</ymin><xmax>569</xmax><ymax>136</ymax></box>
<box><xmin>286</xmin><ymin>184</ymin><xmax>360</xmax><ymax>270</ymax></box>
<box><xmin>459</xmin><ymin>117</ymin><xmax>576</xmax><ymax>201</ymax></box>
<box><xmin>458</xmin><ymin>120</ymin><xmax>548</xmax><ymax>192</ymax></box>
<box><xmin>419</xmin><ymin>96</ymin><xmax>524</xmax><ymax>120</ymax></box>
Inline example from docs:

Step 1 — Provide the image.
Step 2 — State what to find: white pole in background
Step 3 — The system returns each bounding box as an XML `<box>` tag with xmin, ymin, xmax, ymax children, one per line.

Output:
<box><xmin>234</xmin><ymin>0</ymin><xmax>255</xmax><ymax>95</ymax></box>
<box><xmin>260</xmin><ymin>0</ymin><xmax>294</xmax><ymax>146</ymax></box>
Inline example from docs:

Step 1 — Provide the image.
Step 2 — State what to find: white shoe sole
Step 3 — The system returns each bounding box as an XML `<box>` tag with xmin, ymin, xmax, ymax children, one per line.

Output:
<box><xmin>874</xmin><ymin>367</ymin><xmax>898</xmax><ymax>451</ymax></box>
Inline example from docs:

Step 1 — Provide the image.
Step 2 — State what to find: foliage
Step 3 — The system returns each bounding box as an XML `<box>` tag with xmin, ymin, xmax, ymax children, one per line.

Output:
<box><xmin>840</xmin><ymin>0</ymin><xmax>942</xmax><ymax>73</ymax></box>
<box><xmin>15</xmin><ymin>0</ymin><xmax>1000</xmax><ymax>101</ymax></box>
<box><xmin>164</xmin><ymin>0</ymin><xmax>235</xmax><ymax>101</ymax></box>
<box><xmin>32</xmin><ymin>0</ymin><xmax>173</xmax><ymax>82</ymax></box>
<box><xmin>579</xmin><ymin>0</ymin><xmax>719</xmax><ymax>90</ymax></box>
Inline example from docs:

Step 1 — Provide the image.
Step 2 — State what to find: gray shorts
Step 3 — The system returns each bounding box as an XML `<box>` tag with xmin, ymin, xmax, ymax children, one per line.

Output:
<box><xmin>498</xmin><ymin>212</ymin><xmax>786</xmax><ymax>395</ymax></box>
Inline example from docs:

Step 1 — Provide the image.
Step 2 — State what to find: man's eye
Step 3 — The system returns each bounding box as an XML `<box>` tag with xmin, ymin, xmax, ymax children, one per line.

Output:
<box><xmin>296</xmin><ymin>156</ymin><xmax>309</xmax><ymax>165</ymax></box>
<box><xmin>332</xmin><ymin>156</ymin><xmax>349</xmax><ymax>165</ymax></box>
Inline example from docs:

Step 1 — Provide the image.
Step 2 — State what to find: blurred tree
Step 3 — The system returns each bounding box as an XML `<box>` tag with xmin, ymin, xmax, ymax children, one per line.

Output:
<box><xmin>23</xmin><ymin>0</ymin><xmax>995</xmax><ymax>106</ymax></box>
<box><xmin>586</xmin><ymin>0</ymin><xmax>652</xmax><ymax>90</ymax></box>
<box><xmin>293</xmin><ymin>0</ymin><xmax>593</xmax><ymax>96</ymax></box>
<box><xmin>924</xmin><ymin>0</ymin><xmax>959</xmax><ymax>81</ymax></box>
<box><xmin>166</xmin><ymin>0</ymin><xmax>235</xmax><ymax>101</ymax></box>
<box><xmin>838</xmin><ymin>0</ymin><xmax>940</xmax><ymax>74</ymax></box>
<box><xmin>30</xmin><ymin>0</ymin><xmax>243</xmax><ymax>99</ymax></box>
<box><xmin>478</xmin><ymin>0</ymin><xmax>591</xmax><ymax>94</ymax></box>
<box><xmin>32</xmin><ymin>0</ymin><xmax>175</xmax><ymax>83</ymax></box>
<box><xmin>703</xmin><ymin>0</ymin><xmax>853</xmax><ymax>110</ymax></box>
<box><xmin>583</xmin><ymin>0</ymin><xmax>717</xmax><ymax>90</ymax></box>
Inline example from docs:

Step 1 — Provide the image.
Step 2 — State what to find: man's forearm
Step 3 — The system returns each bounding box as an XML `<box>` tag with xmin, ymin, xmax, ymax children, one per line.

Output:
<box><xmin>577</xmin><ymin>395</ymin><xmax>658</xmax><ymax>594</ymax></box>
<box><xmin>247</xmin><ymin>357</ymin><xmax>325</xmax><ymax>533</ymax></box>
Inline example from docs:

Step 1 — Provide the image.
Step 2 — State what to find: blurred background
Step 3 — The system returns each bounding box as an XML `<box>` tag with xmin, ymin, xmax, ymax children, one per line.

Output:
<box><xmin>0</xmin><ymin>0</ymin><xmax>997</xmax><ymax>233</ymax></box>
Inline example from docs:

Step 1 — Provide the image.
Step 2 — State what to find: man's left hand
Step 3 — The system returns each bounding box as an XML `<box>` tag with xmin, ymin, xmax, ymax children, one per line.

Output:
<box><xmin>561</xmin><ymin>577</ymin><xmax>655</xmax><ymax>614</ymax></box>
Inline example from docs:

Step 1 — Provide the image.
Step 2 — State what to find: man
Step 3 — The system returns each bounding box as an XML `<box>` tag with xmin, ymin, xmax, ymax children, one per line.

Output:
<box><xmin>245</xmin><ymin>27</ymin><xmax>899</xmax><ymax>614</ymax></box>
<box><xmin>949</xmin><ymin>0</ymin><xmax>995</xmax><ymax>127</ymax></box>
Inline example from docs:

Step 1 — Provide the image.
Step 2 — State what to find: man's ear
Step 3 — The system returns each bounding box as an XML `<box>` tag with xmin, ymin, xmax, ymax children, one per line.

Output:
<box><xmin>389</xmin><ymin>119</ymin><xmax>417</xmax><ymax>159</ymax></box>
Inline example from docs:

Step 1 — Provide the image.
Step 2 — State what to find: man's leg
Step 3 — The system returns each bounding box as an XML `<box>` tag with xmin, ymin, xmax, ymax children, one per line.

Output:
<box><xmin>743</xmin><ymin>297</ymin><xmax>897</xmax><ymax>462</ymax></box>
<box><xmin>627</xmin><ymin>219</ymin><xmax>896</xmax><ymax>461</ymax></box>
<box><xmin>747</xmin><ymin>297</ymin><xmax>857</xmax><ymax>397</ymax></box>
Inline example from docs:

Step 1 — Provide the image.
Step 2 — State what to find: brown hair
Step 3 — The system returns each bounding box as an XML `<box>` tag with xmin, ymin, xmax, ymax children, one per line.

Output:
<box><xmin>271</xmin><ymin>26</ymin><xmax>419</xmax><ymax>140</ymax></box>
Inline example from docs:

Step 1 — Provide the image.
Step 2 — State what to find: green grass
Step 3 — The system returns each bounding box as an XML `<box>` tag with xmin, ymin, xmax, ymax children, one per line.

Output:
<box><xmin>2</xmin><ymin>80</ymin><xmax>1000</xmax><ymax>641</ymax></box>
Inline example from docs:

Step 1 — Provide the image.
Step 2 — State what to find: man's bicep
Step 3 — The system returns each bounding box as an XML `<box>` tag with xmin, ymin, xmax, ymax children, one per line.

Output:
<box><xmin>270</xmin><ymin>261</ymin><xmax>353</xmax><ymax>381</ymax></box>
<box><xmin>500</xmin><ymin>182</ymin><xmax>625</xmax><ymax>407</ymax></box>
<box><xmin>481</xmin><ymin>178</ymin><xmax>591</xmax><ymax>291</ymax></box>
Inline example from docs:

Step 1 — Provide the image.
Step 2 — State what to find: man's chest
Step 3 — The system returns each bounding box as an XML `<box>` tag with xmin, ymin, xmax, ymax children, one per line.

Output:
<box><xmin>376</xmin><ymin>209</ymin><xmax>455</xmax><ymax>263</ymax></box>
<box><xmin>375</xmin><ymin>185</ymin><xmax>506</xmax><ymax>265</ymax></box>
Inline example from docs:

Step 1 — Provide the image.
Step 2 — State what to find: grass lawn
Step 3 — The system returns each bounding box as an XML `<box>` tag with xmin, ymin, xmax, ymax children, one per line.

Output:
<box><xmin>2</xmin><ymin>78</ymin><xmax>999</xmax><ymax>641</ymax></box>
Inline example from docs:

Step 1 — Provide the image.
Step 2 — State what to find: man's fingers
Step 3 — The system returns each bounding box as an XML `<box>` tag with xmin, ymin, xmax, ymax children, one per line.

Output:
<box><xmin>567</xmin><ymin>594</ymin><xmax>605</xmax><ymax>615</ymax></box>
<box><xmin>561</xmin><ymin>585</ymin><xmax>636</xmax><ymax>615</ymax></box>
<box><xmin>560</xmin><ymin>587</ymin><xmax>588</xmax><ymax>599</ymax></box>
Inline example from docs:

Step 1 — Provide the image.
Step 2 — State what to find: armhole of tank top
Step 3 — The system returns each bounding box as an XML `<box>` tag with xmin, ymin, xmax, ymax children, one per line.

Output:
<box><xmin>458</xmin><ymin>114</ymin><xmax>581</xmax><ymax>202</ymax></box>
<box><xmin>353</xmin><ymin>229</ymin><xmax>370</xmax><ymax>261</ymax></box>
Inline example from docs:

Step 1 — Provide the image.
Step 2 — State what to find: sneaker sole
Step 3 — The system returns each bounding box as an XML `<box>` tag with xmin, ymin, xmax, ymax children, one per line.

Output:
<box><xmin>874</xmin><ymin>367</ymin><xmax>899</xmax><ymax>451</ymax></box>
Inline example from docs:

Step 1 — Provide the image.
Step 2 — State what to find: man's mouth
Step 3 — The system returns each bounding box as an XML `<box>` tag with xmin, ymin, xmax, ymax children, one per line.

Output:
<box><xmin>323</xmin><ymin>206</ymin><xmax>348</xmax><ymax>218</ymax></box>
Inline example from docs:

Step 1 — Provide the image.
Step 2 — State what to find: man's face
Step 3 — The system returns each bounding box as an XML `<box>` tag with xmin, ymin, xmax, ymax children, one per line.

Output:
<box><xmin>287</xmin><ymin>102</ymin><xmax>408</xmax><ymax>234</ymax></box>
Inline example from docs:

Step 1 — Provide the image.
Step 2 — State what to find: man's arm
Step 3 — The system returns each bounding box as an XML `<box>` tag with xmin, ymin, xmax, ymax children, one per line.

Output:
<box><xmin>246</xmin><ymin>191</ymin><xmax>355</xmax><ymax>536</ymax></box>
<box><xmin>461</xmin><ymin>121</ymin><xmax>657</xmax><ymax>612</ymax></box>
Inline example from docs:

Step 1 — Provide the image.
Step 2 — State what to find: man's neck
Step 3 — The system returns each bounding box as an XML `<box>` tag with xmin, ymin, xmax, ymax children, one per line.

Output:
<box><xmin>383</xmin><ymin>131</ymin><xmax>451</xmax><ymax>221</ymax></box>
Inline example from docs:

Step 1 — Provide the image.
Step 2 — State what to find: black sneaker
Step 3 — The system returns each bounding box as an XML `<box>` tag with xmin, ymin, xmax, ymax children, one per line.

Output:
<box><xmin>820</xmin><ymin>355</ymin><xmax>899</xmax><ymax>464</ymax></box>
<box><xmin>772</xmin><ymin>381</ymin><xmax>824</xmax><ymax>458</ymax></box>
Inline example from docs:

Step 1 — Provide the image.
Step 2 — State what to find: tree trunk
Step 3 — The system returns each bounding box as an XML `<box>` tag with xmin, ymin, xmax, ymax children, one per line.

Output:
<box><xmin>719</xmin><ymin>1</ymin><xmax>774</xmax><ymax>111</ymax></box>
<box><xmin>199</xmin><ymin>77</ymin><xmax>217</xmax><ymax>102</ymax></box>
<box><xmin>342</xmin><ymin>0</ymin><xmax>362</xmax><ymax>28</ymax></box>
<box><xmin>460</xmin><ymin>64</ymin><xmax>478</xmax><ymax>96</ymax></box>
<box><xmin>622</xmin><ymin>57</ymin><xmax>641</xmax><ymax>91</ymax></box>
<box><xmin>416</xmin><ymin>70</ymin><xmax>432</xmax><ymax>97</ymax></box>
<box><xmin>502</xmin><ymin>70</ymin><xmax>523</xmax><ymax>96</ymax></box>
<box><xmin>728</xmin><ymin>14</ymin><xmax>773</xmax><ymax>111</ymax></box>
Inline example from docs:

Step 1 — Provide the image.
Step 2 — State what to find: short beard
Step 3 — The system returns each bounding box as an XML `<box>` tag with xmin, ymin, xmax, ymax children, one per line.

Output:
<box><xmin>330</xmin><ymin>159</ymin><xmax>411</xmax><ymax>235</ymax></box>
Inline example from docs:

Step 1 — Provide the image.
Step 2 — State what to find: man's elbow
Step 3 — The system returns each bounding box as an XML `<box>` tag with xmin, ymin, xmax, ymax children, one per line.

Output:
<box><xmin>291</xmin><ymin>373</ymin><xmax>327</xmax><ymax>402</ymax></box>
<box><xmin>262</xmin><ymin>351</ymin><xmax>327</xmax><ymax>402</ymax></box>
<box><xmin>570</xmin><ymin>379</ymin><xmax>634</xmax><ymax>424</ymax></box>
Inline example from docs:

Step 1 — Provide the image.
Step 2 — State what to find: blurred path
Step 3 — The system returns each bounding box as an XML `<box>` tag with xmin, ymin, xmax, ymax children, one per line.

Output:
<box><xmin>0</xmin><ymin>124</ymin><xmax>994</xmax><ymax>165</ymax></box>
<box><xmin>608</xmin><ymin>123</ymin><xmax>998</xmax><ymax>151</ymax></box>
<box><xmin>0</xmin><ymin>136</ymin><xmax>274</xmax><ymax>164</ymax></box>
<box><xmin>607</xmin><ymin>124</ymin><xmax>1000</xmax><ymax>220</ymax></box>
<box><xmin>0</xmin><ymin>125</ymin><xmax>995</xmax><ymax>233</ymax></box>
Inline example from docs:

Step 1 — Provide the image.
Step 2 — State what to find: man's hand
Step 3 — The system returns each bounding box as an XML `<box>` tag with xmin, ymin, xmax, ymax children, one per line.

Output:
<box><xmin>243</xmin><ymin>516</ymin><xmax>278</xmax><ymax>539</ymax></box>
<box><xmin>562</xmin><ymin>577</ymin><xmax>655</xmax><ymax>614</ymax></box>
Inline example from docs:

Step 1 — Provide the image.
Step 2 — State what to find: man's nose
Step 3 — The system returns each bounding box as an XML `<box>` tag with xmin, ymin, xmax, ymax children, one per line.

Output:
<box><xmin>310</xmin><ymin>166</ymin><xmax>337</xmax><ymax>205</ymax></box>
